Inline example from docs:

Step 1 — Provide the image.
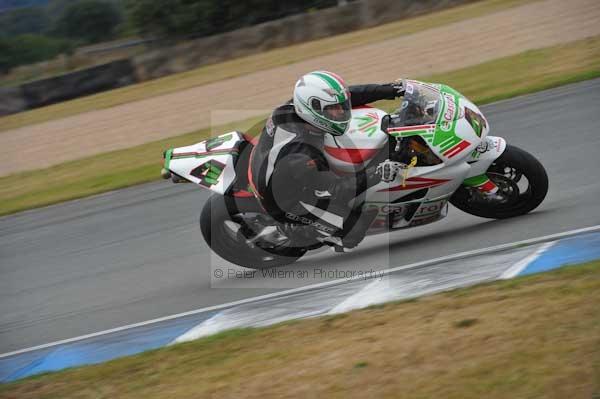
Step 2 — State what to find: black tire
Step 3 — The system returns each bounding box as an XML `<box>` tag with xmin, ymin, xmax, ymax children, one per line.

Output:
<box><xmin>450</xmin><ymin>144</ymin><xmax>548</xmax><ymax>219</ymax></box>
<box><xmin>200</xmin><ymin>194</ymin><xmax>307</xmax><ymax>269</ymax></box>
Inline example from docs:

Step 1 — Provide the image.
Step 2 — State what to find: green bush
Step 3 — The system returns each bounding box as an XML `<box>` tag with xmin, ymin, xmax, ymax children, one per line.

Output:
<box><xmin>53</xmin><ymin>0</ymin><xmax>122</xmax><ymax>44</ymax></box>
<box><xmin>0</xmin><ymin>7</ymin><xmax>50</xmax><ymax>38</ymax></box>
<box><xmin>125</xmin><ymin>0</ymin><xmax>338</xmax><ymax>39</ymax></box>
<box><xmin>0</xmin><ymin>34</ymin><xmax>73</xmax><ymax>73</ymax></box>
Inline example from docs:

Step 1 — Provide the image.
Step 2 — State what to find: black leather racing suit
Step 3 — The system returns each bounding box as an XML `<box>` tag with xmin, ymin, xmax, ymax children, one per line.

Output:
<box><xmin>248</xmin><ymin>84</ymin><xmax>399</xmax><ymax>247</ymax></box>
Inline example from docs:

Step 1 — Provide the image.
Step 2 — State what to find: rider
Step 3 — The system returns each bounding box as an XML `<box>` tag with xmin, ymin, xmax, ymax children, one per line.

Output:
<box><xmin>248</xmin><ymin>71</ymin><xmax>405</xmax><ymax>252</ymax></box>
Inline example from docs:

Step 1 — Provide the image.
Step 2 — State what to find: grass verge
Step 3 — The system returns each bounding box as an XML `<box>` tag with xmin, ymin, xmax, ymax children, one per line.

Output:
<box><xmin>0</xmin><ymin>0</ymin><xmax>539</xmax><ymax>133</ymax></box>
<box><xmin>1</xmin><ymin>36</ymin><xmax>599</xmax><ymax>217</ymax></box>
<box><xmin>2</xmin><ymin>261</ymin><xmax>598</xmax><ymax>398</ymax></box>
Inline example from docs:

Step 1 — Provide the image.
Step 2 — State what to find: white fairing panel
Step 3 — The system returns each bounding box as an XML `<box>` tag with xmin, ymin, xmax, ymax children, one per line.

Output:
<box><xmin>323</xmin><ymin>107</ymin><xmax>389</xmax><ymax>172</ymax></box>
<box><xmin>166</xmin><ymin>131</ymin><xmax>243</xmax><ymax>194</ymax></box>
<box><xmin>362</xmin><ymin>161</ymin><xmax>470</xmax><ymax>232</ymax></box>
<box><xmin>465</xmin><ymin>135</ymin><xmax>507</xmax><ymax>178</ymax></box>
<box><xmin>427</xmin><ymin>94</ymin><xmax>481</xmax><ymax>166</ymax></box>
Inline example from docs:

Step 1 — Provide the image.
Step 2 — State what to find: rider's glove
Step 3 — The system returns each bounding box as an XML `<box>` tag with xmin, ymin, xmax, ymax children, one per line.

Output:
<box><xmin>376</xmin><ymin>159</ymin><xmax>406</xmax><ymax>183</ymax></box>
<box><xmin>390</xmin><ymin>79</ymin><xmax>405</xmax><ymax>97</ymax></box>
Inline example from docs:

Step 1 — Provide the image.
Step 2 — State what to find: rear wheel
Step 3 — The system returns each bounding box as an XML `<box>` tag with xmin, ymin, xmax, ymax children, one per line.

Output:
<box><xmin>450</xmin><ymin>145</ymin><xmax>548</xmax><ymax>219</ymax></box>
<box><xmin>200</xmin><ymin>194</ymin><xmax>307</xmax><ymax>269</ymax></box>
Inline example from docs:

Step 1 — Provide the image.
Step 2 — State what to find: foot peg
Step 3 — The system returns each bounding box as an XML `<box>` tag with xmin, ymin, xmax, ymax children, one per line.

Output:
<box><xmin>246</xmin><ymin>226</ymin><xmax>287</xmax><ymax>247</ymax></box>
<box><xmin>318</xmin><ymin>236</ymin><xmax>354</xmax><ymax>253</ymax></box>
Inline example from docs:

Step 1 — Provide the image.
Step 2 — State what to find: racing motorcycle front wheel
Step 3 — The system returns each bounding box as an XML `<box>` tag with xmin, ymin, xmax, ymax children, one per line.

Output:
<box><xmin>200</xmin><ymin>194</ymin><xmax>307</xmax><ymax>269</ymax></box>
<box><xmin>450</xmin><ymin>144</ymin><xmax>548</xmax><ymax>219</ymax></box>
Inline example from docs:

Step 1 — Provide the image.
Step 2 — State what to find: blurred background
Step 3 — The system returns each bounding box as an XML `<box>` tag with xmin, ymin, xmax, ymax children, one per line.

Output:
<box><xmin>1</xmin><ymin>0</ymin><xmax>598</xmax><ymax>206</ymax></box>
<box><xmin>0</xmin><ymin>0</ymin><xmax>356</xmax><ymax>91</ymax></box>
<box><xmin>1</xmin><ymin>0</ymin><xmax>599</xmax><ymax>395</ymax></box>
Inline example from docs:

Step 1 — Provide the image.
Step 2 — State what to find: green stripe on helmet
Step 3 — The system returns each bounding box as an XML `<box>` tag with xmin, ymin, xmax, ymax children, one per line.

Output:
<box><xmin>311</xmin><ymin>71</ymin><xmax>347</xmax><ymax>102</ymax></box>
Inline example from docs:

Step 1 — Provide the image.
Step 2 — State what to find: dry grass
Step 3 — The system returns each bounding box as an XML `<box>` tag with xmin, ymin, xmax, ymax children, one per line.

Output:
<box><xmin>433</xmin><ymin>36</ymin><xmax>600</xmax><ymax>104</ymax></box>
<box><xmin>0</xmin><ymin>36</ymin><xmax>598</xmax><ymax>217</ymax></box>
<box><xmin>1</xmin><ymin>261</ymin><xmax>598</xmax><ymax>399</ymax></box>
<box><xmin>0</xmin><ymin>0</ymin><xmax>538</xmax><ymax>133</ymax></box>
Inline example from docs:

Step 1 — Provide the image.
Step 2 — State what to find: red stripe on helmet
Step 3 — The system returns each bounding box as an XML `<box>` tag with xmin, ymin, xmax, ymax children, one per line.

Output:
<box><xmin>326</xmin><ymin>71</ymin><xmax>347</xmax><ymax>86</ymax></box>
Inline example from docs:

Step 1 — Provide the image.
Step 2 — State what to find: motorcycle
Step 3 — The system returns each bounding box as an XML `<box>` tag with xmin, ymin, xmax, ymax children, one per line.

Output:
<box><xmin>161</xmin><ymin>80</ymin><xmax>548</xmax><ymax>269</ymax></box>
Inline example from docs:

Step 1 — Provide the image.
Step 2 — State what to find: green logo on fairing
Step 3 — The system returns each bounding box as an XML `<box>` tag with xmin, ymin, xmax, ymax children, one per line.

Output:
<box><xmin>388</xmin><ymin>82</ymin><xmax>472</xmax><ymax>159</ymax></box>
<box><xmin>205</xmin><ymin>134</ymin><xmax>232</xmax><ymax>151</ymax></box>
<box><xmin>431</xmin><ymin>86</ymin><xmax>471</xmax><ymax>158</ymax></box>
<box><xmin>190</xmin><ymin>160</ymin><xmax>225</xmax><ymax>187</ymax></box>
<box><xmin>355</xmin><ymin>111</ymin><xmax>380</xmax><ymax>137</ymax></box>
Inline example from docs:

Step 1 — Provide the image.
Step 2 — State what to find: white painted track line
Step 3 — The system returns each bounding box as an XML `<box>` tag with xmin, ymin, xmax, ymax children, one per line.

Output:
<box><xmin>500</xmin><ymin>241</ymin><xmax>556</xmax><ymax>279</ymax></box>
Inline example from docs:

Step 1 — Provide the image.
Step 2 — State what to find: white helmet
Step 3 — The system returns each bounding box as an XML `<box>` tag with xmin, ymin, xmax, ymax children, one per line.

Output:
<box><xmin>293</xmin><ymin>71</ymin><xmax>352</xmax><ymax>136</ymax></box>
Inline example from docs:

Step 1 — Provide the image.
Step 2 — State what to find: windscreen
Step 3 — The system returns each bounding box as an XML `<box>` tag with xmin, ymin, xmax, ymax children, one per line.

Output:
<box><xmin>395</xmin><ymin>82</ymin><xmax>441</xmax><ymax>126</ymax></box>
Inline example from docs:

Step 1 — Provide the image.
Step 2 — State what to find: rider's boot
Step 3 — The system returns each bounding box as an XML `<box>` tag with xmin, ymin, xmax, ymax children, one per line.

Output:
<box><xmin>325</xmin><ymin>207</ymin><xmax>379</xmax><ymax>253</ymax></box>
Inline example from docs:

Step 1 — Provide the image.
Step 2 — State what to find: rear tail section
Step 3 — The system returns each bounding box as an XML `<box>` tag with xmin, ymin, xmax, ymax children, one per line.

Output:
<box><xmin>162</xmin><ymin>131</ymin><xmax>253</xmax><ymax>195</ymax></box>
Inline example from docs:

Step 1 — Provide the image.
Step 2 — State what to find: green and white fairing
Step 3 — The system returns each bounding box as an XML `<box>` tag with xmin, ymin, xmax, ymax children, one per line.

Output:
<box><xmin>162</xmin><ymin>131</ymin><xmax>244</xmax><ymax>195</ymax></box>
<box><xmin>322</xmin><ymin>80</ymin><xmax>507</xmax><ymax>230</ymax></box>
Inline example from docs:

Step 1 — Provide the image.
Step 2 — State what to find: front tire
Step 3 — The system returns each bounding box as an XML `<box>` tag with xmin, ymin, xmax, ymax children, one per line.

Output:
<box><xmin>450</xmin><ymin>144</ymin><xmax>548</xmax><ymax>219</ymax></box>
<box><xmin>200</xmin><ymin>194</ymin><xmax>307</xmax><ymax>269</ymax></box>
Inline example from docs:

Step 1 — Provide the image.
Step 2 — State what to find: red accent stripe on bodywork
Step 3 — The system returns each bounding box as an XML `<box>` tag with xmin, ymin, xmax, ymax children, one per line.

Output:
<box><xmin>387</xmin><ymin>124</ymin><xmax>436</xmax><ymax>132</ymax></box>
<box><xmin>171</xmin><ymin>148</ymin><xmax>238</xmax><ymax>158</ymax></box>
<box><xmin>324</xmin><ymin>147</ymin><xmax>379</xmax><ymax>164</ymax></box>
<box><xmin>242</xmin><ymin>133</ymin><xmax>258</xmax><ymax>146</ymax></box>
<box><xmin>246</xmin><ymin>145</ymin><xmax>262</xmax><ymax>200</ymax></box>
<box><xmin>232</xmin><ymin>190</ymin><xmax>255</xmax><ymax>198</ymax></box>
<box><xmin>378</xmin><ymin>176</ymin><xmax>450</xmax><ymax>192</ymax></box>
<box><xmin>443</xmin><ymin>140</ymin><xmax>471</xmax><ymax>158</ymax></box>
<box><xmin>327</xmin><ymin>71</ymin><xmax>347</xmax><ymax>86</ymax></box>
<box><xmin>478</xmin><ymin>180</ymin><xmax>497</xmax><ymax>192</ymax></box>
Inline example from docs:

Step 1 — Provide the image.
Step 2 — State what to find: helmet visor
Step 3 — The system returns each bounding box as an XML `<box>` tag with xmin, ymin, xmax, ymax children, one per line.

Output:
<box><xmin>322</xmin><ymin>100</ymin><xmax>351</xmax><ymax>122</ymax></box>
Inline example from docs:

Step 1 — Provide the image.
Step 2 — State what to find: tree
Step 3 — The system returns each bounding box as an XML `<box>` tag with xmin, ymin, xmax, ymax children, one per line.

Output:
<box><xmin>124</xmin><ymin>0</ymin><xmax>217</xmax><ymax>38</ymax></box>
<box><xmin>124</xmin><ymin>0</ymin><xmax>337</xmax><ymax>39</ymax></box>
<box><xmin>0</xmin><ymin>7</ymin><xmax>50</xmax><ymax>38</ymax></box>
<box><xmin>0</xmin><ymin>34</ymin><xmax>72</xmax><ymax>73</ymax></box>
<box><xmin>53</xmin><ymin>0</ymin><xmax>122</xmax><ymax>44</ymax></box>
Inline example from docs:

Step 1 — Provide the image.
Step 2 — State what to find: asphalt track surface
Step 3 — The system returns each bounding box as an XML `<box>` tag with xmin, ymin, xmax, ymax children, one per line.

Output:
<box><xmin>1</xmin><ymin>79</ymin><xmax>600</xmax><ymax>354</ymax></box>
